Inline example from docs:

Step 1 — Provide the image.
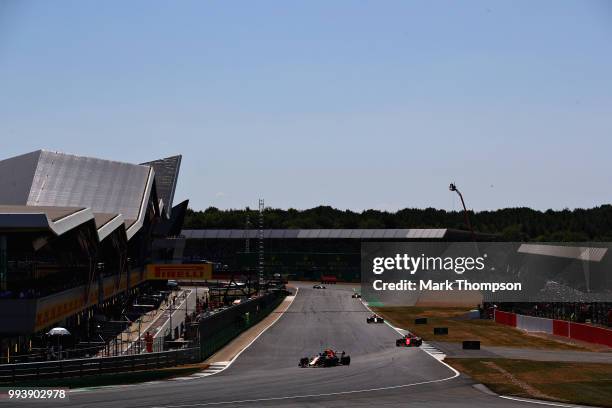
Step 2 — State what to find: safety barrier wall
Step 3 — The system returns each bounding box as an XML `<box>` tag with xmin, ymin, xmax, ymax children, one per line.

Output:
<box><xmin>494</xmin><ymin>310</ymin><xmax>516</xmax><ymax>327</ymax></box>
<box><xmin>553</xmin><ymin>320</ymin><xmax>570</xmax><ymax>337</ymax></box>
<box><xmin>569</xmin><ymin>322</ymin><xmax>612</xmax><ymax>347</ymax></box>
<box><xmin>495</xmin><ymin>310</ymin><xmax>612</xmax><ymax>347</ymax></box>
<box><xmin>516</xmin><ymin>314</ymin><xmax>553</xmax><ymax>334</ymax></box>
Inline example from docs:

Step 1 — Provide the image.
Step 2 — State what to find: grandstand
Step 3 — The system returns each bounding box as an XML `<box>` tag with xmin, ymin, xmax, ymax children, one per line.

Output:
<box><xmin>0</xmin><ymin>150</ymin><xmax>188</xmax><ymax>362</ymax></box>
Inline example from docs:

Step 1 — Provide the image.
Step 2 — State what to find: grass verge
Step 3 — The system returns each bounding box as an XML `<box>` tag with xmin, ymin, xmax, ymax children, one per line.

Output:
<box><xmin>374</xmin><ymin>306</ymin><xmax>589</xmax><ymax>350</ymax></box>
<box><xmin>447</xmin><ymin>358</ymin><xmax>612</xmax><ymax>407</ymax></box>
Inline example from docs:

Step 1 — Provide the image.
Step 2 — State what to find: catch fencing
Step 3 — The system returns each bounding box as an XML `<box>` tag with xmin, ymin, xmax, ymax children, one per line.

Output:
<box><xmin>0</xmin><ymin>347</ymin><xmax>200</xmax><ymax>384</ymax></box>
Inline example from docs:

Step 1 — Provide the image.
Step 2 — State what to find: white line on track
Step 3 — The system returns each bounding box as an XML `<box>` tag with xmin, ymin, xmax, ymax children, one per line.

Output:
<box><xmin>162</xmin><ymin>287</ymin><xmax>300</xmax><ymax>381</ymax></box>
<box><xmin>205</xmin><ymin>287</ymin><xmax>299</xmax><ymax>376</ymax></box>
<box><xmin>147</xmin><ymin>287</ymin><xmax>587</xmax><ymax>408</ymax></box>
<box><xmin>360</xmin><ymin>300</ymin><xmax>460</xmax><ymax>374</ymax></box>
<box><xmin>70</xmin><ymin>289</ymin><xmax>299</xmax><ymax>393</ymax></box>
<box><xmin>80</xmin><ymin>287</ymin><xmax>578</xmax><ymax>408</ymax></box>
<box><xmin>151</xmin><ymin>375</ymin><xmax>464</xmax><ymax>408</ymax></box>
<box><xmin>361</xmin><ymin>300</ymin><xmax>590</xmax><ymax>408</ymax></box>
<box><xmin>151</xmin><ymin>289</ymin><xmax>461</xmax><ymax>408</ymax></box>
<box><xmin>499</xmin><ymin>396</ymin><xmax>592</xmax><ymax>408</ymax></box>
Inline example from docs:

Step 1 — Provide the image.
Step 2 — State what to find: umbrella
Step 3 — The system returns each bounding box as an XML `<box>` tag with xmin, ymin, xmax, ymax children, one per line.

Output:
<box><xmin>46</xmin><ymin>327</ymin><xmax>70</xmax><ymax>360</ymax></box>
<box><xmin>47</xmin><ymin>327</ymin><xmax>70</xmax><ymax>336</ymax></box>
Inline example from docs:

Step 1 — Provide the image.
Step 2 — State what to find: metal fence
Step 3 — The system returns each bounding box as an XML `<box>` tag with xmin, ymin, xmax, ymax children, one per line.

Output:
<box><xmin>0</xmin><ymin>347</ymin><xmax>200</xmax><ymax>384</ymax></box>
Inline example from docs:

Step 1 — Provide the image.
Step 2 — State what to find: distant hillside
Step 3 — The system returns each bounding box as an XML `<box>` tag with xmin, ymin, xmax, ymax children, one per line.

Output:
<box><xmin>183</xmin><ymin>205</ymin><xmax>612</xmax><ymax>242</ymax></box>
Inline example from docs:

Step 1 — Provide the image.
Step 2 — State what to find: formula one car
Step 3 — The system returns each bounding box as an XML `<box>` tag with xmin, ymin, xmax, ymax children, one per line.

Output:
<box><xmin>351</xmin><ymin>293</ymin><xmax>361</xmax><ymax>298</ymax></box>
<box><xmin>366</xmin><ymin>314</ymin><xmax>385</xmax><ymax>324</ymax></box>
<box><xmin>313</xmin><ymin>284</ymin><xmax>326</xmax><ymax>289</ymax></box>
<box><xmin>396</xmin><ymin>333</ymin><xmax>423</xmax><ymax>347</ymax></box>
<box><xmin>299</xmin><ymin>349</ymin><xmax>351</xmax><ymax>368</ymax></box>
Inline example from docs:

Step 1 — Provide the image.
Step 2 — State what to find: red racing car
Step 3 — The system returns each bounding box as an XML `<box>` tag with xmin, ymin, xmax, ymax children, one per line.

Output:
<box><xmin>396</xmin><ymin>333</ymin><xmax>423</xmax><ymax>347</ymax></box>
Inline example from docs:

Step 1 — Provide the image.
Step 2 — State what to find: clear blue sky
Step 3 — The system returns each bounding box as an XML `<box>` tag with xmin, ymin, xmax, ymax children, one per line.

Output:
<box><xmin>1</xmin><ymin>1</ymin><xmax>611</xmax><ymax>212</ymax></box>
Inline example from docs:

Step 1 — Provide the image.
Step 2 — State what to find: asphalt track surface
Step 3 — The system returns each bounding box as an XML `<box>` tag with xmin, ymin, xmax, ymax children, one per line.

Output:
<box><xmin>28</xmin><ymin>284</ymin><xmax>585</xmax><ymax>408</ymax></box>
<box><xmin>432</xmin><ymin>341</ymin><xmax>612</xmax><ymax>363</ymax></box>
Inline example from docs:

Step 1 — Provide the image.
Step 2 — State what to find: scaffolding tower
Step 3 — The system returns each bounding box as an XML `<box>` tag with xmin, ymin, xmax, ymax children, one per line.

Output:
<box><xmin>258</xmin><ymin>199</ymin><xmax>265</xmax><ymax>288</ymax></box>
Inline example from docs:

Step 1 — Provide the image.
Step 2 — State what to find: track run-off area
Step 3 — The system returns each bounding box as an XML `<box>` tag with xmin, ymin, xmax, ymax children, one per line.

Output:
<box><xmin>33</xmin><ymin>283</ymin><xmax>590</xmax><ymax>408</ymax></box>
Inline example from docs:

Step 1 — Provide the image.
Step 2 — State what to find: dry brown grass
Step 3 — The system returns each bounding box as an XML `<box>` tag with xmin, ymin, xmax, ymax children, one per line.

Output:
<box><xmin>374</xmin><ymin>306</ymin><xmax>590</xmax><ymax>350</ymax></box>
<box><xmin>447</xmin><ymin>358</ymin><xmax>612</xmax><ymax>407</ymax></box>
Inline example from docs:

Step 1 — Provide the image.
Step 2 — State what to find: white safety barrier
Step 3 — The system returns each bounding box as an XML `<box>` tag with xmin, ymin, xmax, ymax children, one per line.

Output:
<box><xmin>516</xmin><ymin>314</ymin><xmax>553</xmax><ymax>334</ymax></box>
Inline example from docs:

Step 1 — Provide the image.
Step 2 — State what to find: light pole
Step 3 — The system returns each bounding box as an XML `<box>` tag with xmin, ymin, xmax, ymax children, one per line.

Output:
<box><xmin>449</xmin><ymin>182</ymin><xmax>475</xmax><ymax>240</ymax></box>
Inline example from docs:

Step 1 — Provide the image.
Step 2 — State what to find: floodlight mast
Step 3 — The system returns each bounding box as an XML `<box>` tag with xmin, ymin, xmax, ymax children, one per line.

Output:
<box><xmin>449</xmin><ymin>182</ymin><xmax>475</xmax><ymax>240</ymax></box>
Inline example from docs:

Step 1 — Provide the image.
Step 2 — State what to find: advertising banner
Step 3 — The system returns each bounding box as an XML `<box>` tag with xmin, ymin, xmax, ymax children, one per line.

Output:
<box><xmin>146</xmin><ymin>264</ymin><xmax>212</xmax><ymax>281</ymax></box>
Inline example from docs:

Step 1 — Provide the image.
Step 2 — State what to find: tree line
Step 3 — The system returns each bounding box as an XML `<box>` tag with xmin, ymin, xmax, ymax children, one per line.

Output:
<box><xmin>183</xmin><ymin>205</ymin><xmax>612</xmax><ymax>242</ymax></box>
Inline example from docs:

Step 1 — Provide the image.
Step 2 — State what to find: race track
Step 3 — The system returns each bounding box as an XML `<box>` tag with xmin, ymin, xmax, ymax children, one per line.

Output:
<box><xmin>35</xmin><ymin>283</ymin><xmax>570</xmax><ymax>408</ymax></box>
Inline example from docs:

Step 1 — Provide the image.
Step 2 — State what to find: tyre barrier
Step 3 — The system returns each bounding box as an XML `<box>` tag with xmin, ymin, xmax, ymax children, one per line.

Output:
<box><xmin>433</xmin><ymin>327</ymin><xmax>448</xmax><ymax>335</ymax></box>
<box><xmin>462</xmin><ymin>341</ymin><xmax>480</xmax><ymax>350</ymax></box>
<box><xmin>415</xmin><ymin>318</ymin><xmax>427</xmax><ymax>325</ymax></box>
